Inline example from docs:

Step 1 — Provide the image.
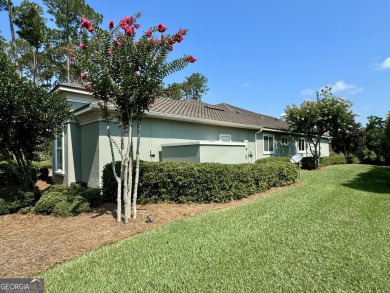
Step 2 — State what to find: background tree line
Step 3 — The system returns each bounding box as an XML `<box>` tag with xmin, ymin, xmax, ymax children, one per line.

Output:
<box><xmin>0</xmin><ymin>0</ymin><xmax>208</xmax><ymax>98</ymax></box>
<box><xmin>285</xmin><ymin>86</ymin><xmax>390</xmax><ymax>167</ymax></box>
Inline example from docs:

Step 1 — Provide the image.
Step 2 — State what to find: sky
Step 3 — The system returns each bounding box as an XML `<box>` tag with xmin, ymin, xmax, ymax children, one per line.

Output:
<box><xmin>1</xmin><ymin>0</ymin><xmax>390</xmax><ymax>125</ymax></box>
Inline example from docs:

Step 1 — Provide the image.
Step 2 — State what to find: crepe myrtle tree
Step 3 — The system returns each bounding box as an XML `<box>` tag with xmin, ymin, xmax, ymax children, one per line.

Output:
<box><xmin>76</xmin><ymin>13</ymin><xmax>196</xmax><ymax>223</ymax></box>
<box><xmin>284</xmin><ymin>86</ymin><xmax>356</xmax><ymax>169</ymax></box>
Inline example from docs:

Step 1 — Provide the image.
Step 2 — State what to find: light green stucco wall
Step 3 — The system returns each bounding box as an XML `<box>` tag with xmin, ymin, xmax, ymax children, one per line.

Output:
<box><xmin>162</xmin><ymin>145</ymin><xmax>200</xmax><ymax>162</ymax></box>
<box><xmin>80</xmin><ymin>122</ymin><xmax>100</xmax><ymax>187</ymax></box>
<box><xmin>200</xmin><ymin>145</ymin><xmax>247</xmax><ymax>163</ymax></box>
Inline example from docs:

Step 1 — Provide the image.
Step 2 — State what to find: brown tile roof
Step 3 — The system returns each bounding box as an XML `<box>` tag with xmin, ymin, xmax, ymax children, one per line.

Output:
<box><xmin>150</xmin><ymin>98</ymin><xmax>289</xmax><ymax>131</ymax></box>
<box><xmin>61</xmin><ymin>83</ymin><xmax>288</xmax><ymax>131</ymax></box>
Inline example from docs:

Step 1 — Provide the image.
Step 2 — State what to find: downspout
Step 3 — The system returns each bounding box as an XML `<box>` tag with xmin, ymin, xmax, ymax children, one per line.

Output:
<box><xmin>254</xmin><ymin>127</ymin><xmax>263</xmax><ymax>161</ymax></box>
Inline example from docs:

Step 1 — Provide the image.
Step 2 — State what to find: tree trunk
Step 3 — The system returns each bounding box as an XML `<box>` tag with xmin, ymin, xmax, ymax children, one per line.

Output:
<box><xmin>34</xmin><ymin>47</ymin><xmax>39</xmax><ymax>87</ymax></box>
<box><xmin>67</xmin><ymin>41</ymin><xmax>70</xmax><ymax>82</ymax></box>
<box><xmin>123</xmin><ymin>113</ymin><xmax>133</xmax><ymax>224</ymax></box>
<box><xmin>7</xmin><ymin>1</ymin><xmax>19</xmax><ymax>72</ymax></box>
<box><xmin>105</xmin><ymin>118</ymin><xmax>122</xmax><ymax>222</ymax></box>
<box><xmin>132</xmin><ymin>118</ymin><xmax>142</xmax><ymax>221</ymax></box>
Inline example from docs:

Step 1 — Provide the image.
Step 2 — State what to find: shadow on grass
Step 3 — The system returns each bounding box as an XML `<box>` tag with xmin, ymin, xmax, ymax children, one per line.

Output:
<box><xmin>343</xmin><ymin>165</ymin><xmax>390</xmax><ymax>194</ymax></box>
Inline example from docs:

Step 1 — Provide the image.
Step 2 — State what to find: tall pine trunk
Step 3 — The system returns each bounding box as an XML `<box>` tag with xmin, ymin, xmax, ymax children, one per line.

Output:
<box><xmin>7</xmin><ymin>1</ymin><xmax>19</xmax><ymax>72</ymax></box>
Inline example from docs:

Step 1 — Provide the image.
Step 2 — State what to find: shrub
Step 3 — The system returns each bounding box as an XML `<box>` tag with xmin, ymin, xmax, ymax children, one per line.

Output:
<box><xmin>300</xmin><ymin>157</ymin><xmax>316</xmax><ymax>170</ymax></box>
<box><xmin>347</xmin><ymin>155</ymin><xmax>360</xmax><ymax>164</ymax></box>
<box><xmin>35</xmin><ymin>191</ymin><xmax>90</xmax><ymax>216</ymax></box>
<box><xmin>0</xmin><ymin>161</ymin><xmax>39</xmax><ymax>187</ymax></box>
<box><xmin>255</xmin><ymin>157</ymin><xmax>291</xmax><ymax>164</ymax></box>
<box><xmin>320</xmin><ymin>155</ymin><xmax>346</xmax><ymax>166</ymax></box>
<box><xmin>101</xmin><ymin>161</ymin><xmax>121</xmax><ymax>203</ymax></box>
<box><xmin>80</xmin><ymin>188</ymin><xmax>103</xmax><ymax>207</ymax></box>
<box><xmin>0</xmin><ymin>186</ymin><xmax>35</xmax><ymax>215</ymax></box>
<box><xmin>18</xmin><ymin>206</ymin><xmax>35</xmax><ymax>215</ymax></box>
<box><xmin>102</xmin><ymin>161</ymin><xmax>298</xmax><ymax>204</ymax></box>
<box><xmin>300</xmin><ymin>154</ymin><xmax>351</xmax><ymax>170</ymax></box>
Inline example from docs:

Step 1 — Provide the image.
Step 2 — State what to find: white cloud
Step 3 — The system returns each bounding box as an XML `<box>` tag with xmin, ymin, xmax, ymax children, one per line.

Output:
<box><xmin>300</xmin><ymin>88</ymin><xmax>315</xmax><ymax>96</ymax></box>
<box><xmin>330</xmin><ymin>80</ymin><xmax>355</xmax><ymax>93</ymax></box>
<box><xmin>242</xmin><ymin>83</ymin><xmax>251</xmax><ymax>88</ymax></box>
<box><xmin>329</xmin><ymin>80</ymin><xmax>363</xmax><ymax>95</ymax></box>
<box><xmin>379</xmin><ymin>57</ymin><xmax>390</xmax><ymax>69</ymax></box>
<box><xmin>300</xmin><ymin>81</ymin><xmax>363</xmax><ymax>97</ymax></box>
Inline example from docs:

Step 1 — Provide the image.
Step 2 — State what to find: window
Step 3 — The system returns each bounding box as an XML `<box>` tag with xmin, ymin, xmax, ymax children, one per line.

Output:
<box><xmin>219</xmin><ymin>134</ymin><xmax>231</xmax><ymax>142</ymax></box>
<box><xmin>281</xmin><ymin>136</ymin><xmax>288</xmax><ymax>146</ymax></box>
<box><xmin>54</xmin><ymin>134</ymin><xmax>64</xmax><ymax>174</ymax></box>
<box><xmin>264</xmin><ymin>135</ymin><xmax>275</xmax><ymax>154</ymax></box>
<box><xmin>298</xmin><ymin>138</ymin><xmax>306</xmax><ymax>153</ymax></box>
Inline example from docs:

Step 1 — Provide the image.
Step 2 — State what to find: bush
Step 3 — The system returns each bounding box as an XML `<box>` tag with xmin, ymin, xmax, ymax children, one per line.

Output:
<box><xmin>300</xmin><ymin>157</ymin><xmax>316</xmax><ymax>170</ymax></box>
<box><xmin>35</xmin><ymin>190</ymin><xmax>90</xmax><ymax>216</ymax></box>
<box><xmin>255</xmin><ymin>157</ymin><xmax>291</xmax><ymax>164</ymax></box>
<box><xmin>0</xmin><ymin>161</ymin><xmax>39</xmax><ymax>187</ymax></box>
<box><xmin>300</xmin><ymin>154</ymin><xmax>350</xmax><ymax>170</ymax></box>
<box><xmin>0</xmin><ymin>186</ymin><xmax>35</xmax><ymax>215</ymax></box>
<box><xmin>18</xmin><ymin>206</ymin><xmax>35</xmax><ymax>215</ymax></box>
<box><xmin>102</xmin><ymin>161</ymin><xmax>298</xmax><ymax>204</ymax></box>
<box><xmin>320</xmin><ymin>155</ymin><xmax>346</xmax><ymax>166</ymax></box>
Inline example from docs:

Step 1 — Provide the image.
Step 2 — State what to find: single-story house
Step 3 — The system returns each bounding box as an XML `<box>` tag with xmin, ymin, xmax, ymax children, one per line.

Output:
<box><xmin>52</xmin><ymin>83</ymin><xmax>330</xmax><ymax>188</ymax></box>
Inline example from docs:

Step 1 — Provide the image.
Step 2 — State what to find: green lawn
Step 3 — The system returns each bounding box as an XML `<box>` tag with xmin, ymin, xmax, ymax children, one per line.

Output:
<box><xmin>39</xmin><ymin>164</ymin><xmax>390</xmax><ymax>292</ymax></box>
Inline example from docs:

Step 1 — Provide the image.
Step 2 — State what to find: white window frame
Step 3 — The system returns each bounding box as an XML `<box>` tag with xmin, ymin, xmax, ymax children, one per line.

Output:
<box><xmin>54</xmin><ymin>133</ymin><xmax>65</xmax><ymax>175</ymax></box>
<box><xmin>298</xmin><ymin>138</ymin><xmax>306</xmax><ymax>153</ymax></box>
<box><xmin>263</xmin><ymin>134</ymin><xmax>275</xmax><ymax>154</ymax></box>
<box><xmin>219</xmin><ymin>134</ymin><xmax>231</xmax><ymax>142</ymax></box>
<box><xmin>281</xmin><ymin>136</ymin><xmax>288</xmax><ymax>146</ymax></box>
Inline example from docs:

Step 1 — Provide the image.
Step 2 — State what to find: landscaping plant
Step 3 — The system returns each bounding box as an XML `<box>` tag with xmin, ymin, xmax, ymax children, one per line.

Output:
<box><xmin>76</xmin><ymin>14</ymin><xmax>196</xmax><ymax>223</ymax></box>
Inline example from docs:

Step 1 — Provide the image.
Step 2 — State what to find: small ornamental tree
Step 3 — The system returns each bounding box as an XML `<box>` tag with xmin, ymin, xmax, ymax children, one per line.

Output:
<box><xmin>0</xmin><ymin>51</ymin><xmax>73</xmax><ymax>188</ymax></box>
<box><xmin>285</xmin><ymin>86</ymin><xmax>356</xmax><ymax>169</ymax></box>
<box><xmin>76</xmin><ymin>13</ymin><xmax>196</xmax><ymax>223</ymax></box>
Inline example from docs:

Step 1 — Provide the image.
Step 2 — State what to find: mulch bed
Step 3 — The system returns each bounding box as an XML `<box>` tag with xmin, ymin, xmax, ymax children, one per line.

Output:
<box><xmin>0</xmin><ymin>182</ymin><xmax>301</xmax><ymax>278</ymax></box>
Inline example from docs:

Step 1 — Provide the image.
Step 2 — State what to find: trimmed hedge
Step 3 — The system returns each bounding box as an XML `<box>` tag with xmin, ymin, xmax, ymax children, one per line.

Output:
<box><xmin>301</xmin><ymin>154</ymin><xmax>348</xmax><ymax>170</ymax></box>
<box><xmin>0</xmin><ymin>186</ymin><xmax>35</xmax><ymax>215</ymax></box>
<box><xmin>255</xmin><ymin>157</ymin><xmax>291</xmax><ymax>164</ymax></box>
<box><xmin>102</xmin><ymin>161</ymin><xmax>298</xmax><ymax>204</ymax></box>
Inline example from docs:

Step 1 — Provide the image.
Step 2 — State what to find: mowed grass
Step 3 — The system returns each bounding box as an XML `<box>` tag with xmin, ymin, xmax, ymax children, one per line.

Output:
<box><xmin>39</xmin><ymin>165</ymin><xmax>390</xmax><ymax>292</ymax></box>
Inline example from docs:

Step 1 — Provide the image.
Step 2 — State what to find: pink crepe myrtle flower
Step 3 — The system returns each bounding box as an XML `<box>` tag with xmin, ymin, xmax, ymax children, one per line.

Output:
<box><xmin>113</xmin><ymin>39</ymin><xmax>121</xmax><ymax>46</ymax></box>
<box><xmin>81</xmin><ymin>17</ymin><xmax>91</xmax><ymax>29</ymax></box>
<box><xmin>69</xmin><ymin>57</ymin><xmax>76</xmax><ymax>61</ymax></box>
<box><xmin>168</xmin><ymin>45</ymin><xmax>173</xmax><ymax>51</ymax></box>
<box><xmin>106</xmin><ymin>50</ymin><xmax>113</xmax><ymax>57</ymax></box>
<box><xmin>175</xmin><ymin>33</ymin><xmax>184</xmax><ymax>43</ymax></box>
<box><xmin>187</xmin><ymin>56</ymin><xmax>197</xmax><ymax>63</ymax></box>
<box><xmin>157</xmin><ymin>23</ymin><xmax>167</xmax><ymax>33</ymax></box>
<box><xmin>80</xmin><ymin>73</ymin><xmax>87</xmax><ymax>80</ymax></box>
<box><xmin>145</xmin><ymin>29</ymin><xmax>152</xmax><ymax>37</ymax></box>
<box><xmin>87</xmin><ymin>25</ymin><xmax>94</xmax><ymax>33</ymax></box>
<box><xmin>134</xmin><ymin>23</ymin><xmax>140</xmax><ymax>29</ymax></box>
<box><xmin>125</xmin><ymin>27</ymin><xmax>136</xmax><ymax>36</ymax></box>
<box><xmin>79</xmin><ymin>43</ymin><xmax>87</xmax><ymax>49</ymax></box>
<box><xmin>109</xmin><ymin>20</ymin><xmax>114</xmax><ymax>29</ymax></box>
<box><xmin>178</xmin><ymin>28</ymin><xmax>186</xmax><ymax>35</ymax></box>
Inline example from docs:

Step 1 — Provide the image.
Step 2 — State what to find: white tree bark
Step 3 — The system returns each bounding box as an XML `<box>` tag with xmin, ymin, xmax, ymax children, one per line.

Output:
<box><xmin>132</xmin><ymin>118</ymin><xmax>142</xmax><ymax>221</ymax></box>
